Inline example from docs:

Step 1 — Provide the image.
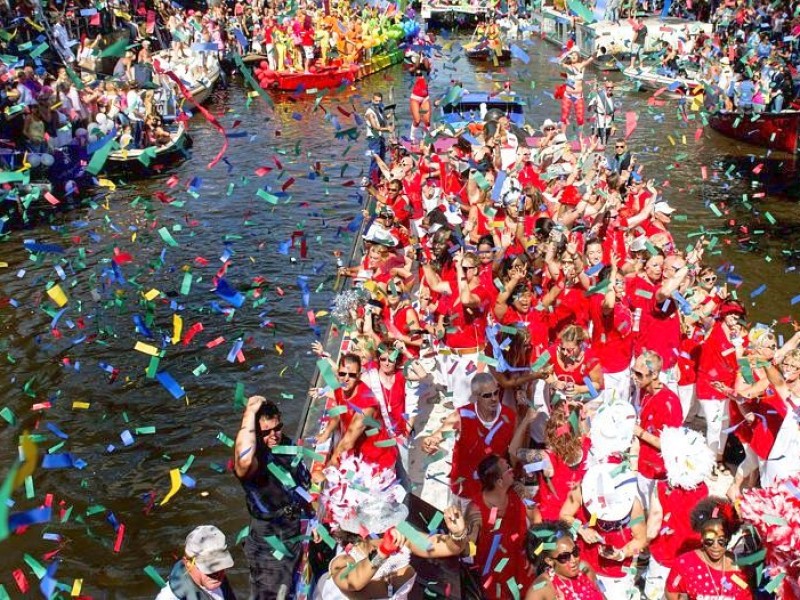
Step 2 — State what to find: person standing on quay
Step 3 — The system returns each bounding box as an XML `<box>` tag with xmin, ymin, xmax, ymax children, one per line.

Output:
<box><xmin>234</xmin><ymin>396</ymin><xmax>311</xmax><ymax>600</ymax></box>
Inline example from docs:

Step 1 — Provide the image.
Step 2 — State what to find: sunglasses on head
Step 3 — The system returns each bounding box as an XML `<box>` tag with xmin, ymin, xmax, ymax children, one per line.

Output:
<box><xmin>702</xmin><ymin>537</ymin><xmax>728</xmax><ymax>548</ymax></box>
<box><xmin>552</xmin><ymin>546</ymin><xmax>580</xmax><ymax>563</ymax></box>
<box><xmin>481</xmin><ymin>389</ymin><xmax>501</xmax><ymax>399</ymax></box>
<box><xmin>338</xmin><ymin>370</ymin><xmax>359</xmax><ymax>379</ymax></box>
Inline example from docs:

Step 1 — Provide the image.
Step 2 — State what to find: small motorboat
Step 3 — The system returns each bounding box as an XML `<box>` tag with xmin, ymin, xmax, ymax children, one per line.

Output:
<box><xmin>103</xmin><ymin>123</ymin><xmax>192</xmax><ymax>176</ymax></box>
<box><xmin>623</xmin><ymin>65</ymin><xmax>702</xmax><ymax>95</ymax></box>
<box><xmin>708</xmin><ymin>110</ymin><xmax>800</xmax><ymax>154</ymax></box>
<box><xmin>465</xmin><ymin>46</ymin><xmax>512</xmax><ymax>64</ymax></box>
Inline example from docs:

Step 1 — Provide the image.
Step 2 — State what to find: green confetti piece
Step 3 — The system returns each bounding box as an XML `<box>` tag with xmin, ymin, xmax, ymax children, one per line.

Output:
<box><xmin>764</xmin><ymin>211</ymin><xmax>776</xmax><ymax>225</ymax></box>
<box><xmin>317</xmin><ymin>359</ymin><xmax>341</xmax><ymax>390</ymax></box>
<box><xmin>180</xmin><ymin>271</ymin><xmax>193</xmax><ymax>296</ymax></box>
<box><xmin>736</xmin><ymin>548</ymin><xmax>766</xmax><ymax>566</ymax></box>
<box><xmin>234</xmin><ymin>382</ymin><xmax>247</xmax><ymax>408</ymax></box>
<box><xmin>374</xmin><ymin>438</ymin><xmax>398</xmax><ymax>448</ymax></box>
<box><xmin>315</xmin><ymin>523</ymin><xmax>336</xmax><ymax>549</ymax></box>
<box><xmin>0</xmin><ymin>407</ymin><xmax>16</xmax><ymax>425</ymax></box>
<box><xmin>765</xmin><ymin>572</ymin><xmax>785</xmax><ymax>593</ymax></box>
<box><xmin>146</xmin><ymin>355</ymin><xmax>160</xmax><ymax>379</ymax></box>
<box><xmin>494</xmin><ymin>557</ymin><xmax>509</xmax><ymax>572</ymax></box>
<box><xmin>180</xmin><ymin>455</ymin><xmax>195</xmax><ymax>474</ymax></box>
<box><xmin>24</xmin><ymin>475</ymin><xmax>34</xmax><ymax>500</ymax></box>
<box><xmin>267</xmin><ymin>462</ymin><xmax>296</xmax><ymax>487</ymax></box>
<box><xmin>235</xmin><ymin>525</ymin><xmax>250</xmax><ymax>545</ymax></box>
<box><xmin>24</xmin><ymin>553</ymin><xmax>47</xmax><ymax>579</ymax></box>
<box><xmin>531</xmin><ymin>350</ymin><xmax>551</xmax><ymax>372</ymax></box>
<box><xmin>135</xmin><ymin>426</ymin><xmax>156</xmax><ymax>435</ymax></box>
<box><xmin>86</xmin><ymin>138</ymin><xmax>115</xmax><ymax>175</ymax></box>
<box><xmin>396</xmin><ymin>521</ymin><xmax>433</xmax><ymax>551</ymax></box>
<box><xmin>216</xmin><ymin>432</ymin><xmax>235</xmax><ymax>448</ymax></box>
<box><xmin>257</xmin><ymin>189</ymin><xmax>279</xmax><ymax>204</ymax></box>
<box><xmin>507</xmin><ymin>577</ymin><xmax>520</xmax><ymax>600</ymax></box>
<box><xmin>143</xmin><ymin>565</ymin><xmax>167</xmax><ymax>589</ymax></box>
<box><xmin>327</xmin><ymin>405</ymin><xmax>348</xmax><ymax>417</ymax></box>
<box><xmin>709</xmin><ymin>203</ymin><xmax>722</xmax><ymax>217</ymax></box>
<box><xmin>158</xmin><ymin>227</ymin><xmax>179</xmax><ymax>247</ymax></box>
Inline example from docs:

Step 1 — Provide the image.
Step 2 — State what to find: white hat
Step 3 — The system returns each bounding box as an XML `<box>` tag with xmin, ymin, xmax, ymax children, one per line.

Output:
<box><xmin>322</xmin><ymin>454</ymin><xmax>407</xmax><ymax>534</ymax></box>
<box><xmin>581</xmin><ymin>462</ymin><xmax>638</xmax><ymax>522</ymax></box>
<box><xmin>500</xmin><ymin>175</ymin><xmax>523</xmax><ymax>207</ymax></box>
<box><xmin>184</xmin><ymin>525</ymin><xmax>235</xmax><ymax>575</ymax></box>
<box><xmin>552</xmin><ymin>133</ymin><xmax>568</xmax><ymax>145</ymax></box>
<box><xmin>629</xmin><ymin>235</ymin><xmax>648</xmax><ymax>252</ymax></box>
<box><xmin>589</xmin><ymin>401</ymin><xmax>636</xmax><ymax>460</ymax></box>
<box><xmin>720</xmin><ymin>56</ymin><xmax>731</xmax><ymax>65</ymax></box>
<box><xmin>660</xmin><ymin>427</ymin><xmax>715</xmax><ymax>489</ymax></box>
<box><xmin>654</xmin><ymin>201</ymin><xmax>676</xmax><ymax>215</ymax></box>
<box><xmin>542</xmin><ymin>118</ymin><xmax>557</xmax><ymax>131</ymax></box>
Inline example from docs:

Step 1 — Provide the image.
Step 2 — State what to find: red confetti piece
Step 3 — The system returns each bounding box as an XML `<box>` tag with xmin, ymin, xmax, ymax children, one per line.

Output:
<box><xmin>13</xmin><ymin>569</ymin><xmax>29</xmax><ymax>593</ymax></box>
<box><xmin>113</xmin><ymin>523</ymin><xmax>125</xmax><ymax>553</ymax></box>
<box><xmin>255</xmin><ymin>166</ymin><xmax>272</xmax><ymax>177</ymax></box>
<box><xmin>281</xmin><ymin>177</ymin><xmax>295</xmax><ymax>191</ymax></box>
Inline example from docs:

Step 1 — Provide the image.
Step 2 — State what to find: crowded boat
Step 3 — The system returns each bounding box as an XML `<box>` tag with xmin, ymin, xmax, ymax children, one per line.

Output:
<box><xmin>2</xmin><ymin>0</ymin><xmax>800</xmax><ymax>598</ymax></box>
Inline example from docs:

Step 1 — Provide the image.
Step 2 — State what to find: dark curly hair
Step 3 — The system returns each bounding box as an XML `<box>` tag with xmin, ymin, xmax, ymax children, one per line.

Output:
<box><xmin>690</xmin><ymin>497</ymin><xmax>740</xmax><ymax>538</ymax></box>
<box><xmin>526</xmin><ymin>520</ymin><xmax>575</xmax><ymax>575</ymax></box>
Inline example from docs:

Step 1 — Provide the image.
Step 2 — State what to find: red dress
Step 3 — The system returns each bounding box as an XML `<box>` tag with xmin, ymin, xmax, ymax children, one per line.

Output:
<box><xmin>452</xmin><ymin>404</ymin><xmax>517</xmax><ymax>501</ymax></box>
<box><xmin>550</xmin><ymin>572</ymin><xmax>604</xmax><ymax>600</ymax></box>
<box><xmin>334</xmin><ymin>382</ymin><xmax>397</xmax><ymax>470</ymax></box>
<box><xmin>536</xmin><ymin>437</ymin><xmax>591</xmax><ymax>520</ymax></box>
<box><xmin>666</xmin><ymin>550</ymin><xmax>753</xmax><ymax>599</ymax></box>
<box><xmin>696</xmin><ymin>322</ymin><xmax>739</xmax><ymax>401</ymax></box>
<box><xmin>731</xmin><ymin>378</ymin><xmax>786</xmax><ymax>459</ymax></box>
<box><xmin>473</xmin><ymin>489</ymin><xmax>533</xmax><ymax>600</ymax></box>
<box><xmin>649</xmin><ymin>481</ymin><xmax>707</xmax><ymax>569</ymax></box>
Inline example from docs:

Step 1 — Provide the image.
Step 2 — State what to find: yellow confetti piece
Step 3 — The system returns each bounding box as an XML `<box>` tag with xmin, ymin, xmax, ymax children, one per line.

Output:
<box><xmin>72</xmin><ymin>402</ymin><xmax>90</xmax><ymax>410</ymax></box>
<box><xmin>97</xmin><ymin>178</ymin><xmax>116</xmax><ymax>190</ymax></box>
<box><xmin>589</xmin><ymin>513</ymin><xmax>597</xmax><ymax>527</ymax></box>
<box><xmin>469</xmin><ymin>541</ymin><xmax>477</xmax><ymax>557</ymax></box>
<box><xmin>172</xmin><ymin>314</ymin><xmax>183</xmax><ymax>345</ymax></box>
<box><xmin>534</xmin><ymin>542</ymin><xmax>544</xmax><ymax>555</ymax></box>
<box><xmin>681</xmin><ymin>134</ymin><xmax>686</xmax><ymax>145</ymax></box>
<box><xmin>0</xmin><ymin>262</ymin><xmax>7</xmax><ymax>267</ymax></box>
<box><xmin>132</xmin><ymin>232</ymin><xmax>137</xmax><ymax>243</ymax></box>
<box><xmin>134</xmin><ymin>342</ymin><xmax>160</xmax><ymax>357</ymax></box>
<box><xmin>160</xmin><ymin>468</ymin><xmax>182</xmax><ymax>506</ymax></box>
<box><xmin>144</xmin><ymin>289</ymin><xmax>160</xmax><ymax>301</ymax></box>
<box><xmin>667</xmin><ymin>136</ymin><xmax>676</xmax><ymax>146</ymax></box>
<box><xmin>46</xmin><ymin>285</ymin><xmax>68</xmax><ymax>307</ymax></box>
<box><xmin>71</xmin><ymin>579</ymin><xmax>83</xmax><ymax>597</ymax></box>
<box><xmin>315</xmin><ymin>310</ymin><xmax>329</xmax><ymax>318</ymax></box>
<box><xmin>731</xmin><ymin>574</ymin><xmax>748</xmax><ymax>589</ymax></box>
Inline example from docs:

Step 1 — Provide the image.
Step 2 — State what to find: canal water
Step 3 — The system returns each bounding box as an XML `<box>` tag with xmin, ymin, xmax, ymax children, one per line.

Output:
<box><xmin>0</xmin><ymin>33</ymin><xmax>798</xmax><ymax>597</ymax></box>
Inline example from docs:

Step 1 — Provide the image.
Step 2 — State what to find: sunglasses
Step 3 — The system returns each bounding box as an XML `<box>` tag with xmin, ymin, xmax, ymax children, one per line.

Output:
<box><xmin>462</xmin><ymin>264</ymin><xmax>478</xmax><ymax>270</ymax></box>
<box><xmin>615</xmin><ymin>145</ymin><xmax>626</xmax><ymax>149</ymax></box>
<box><xmin>552</xmin><ymin>546</ymin><xmax>580</xmax><ymax>563</ymax></box>
<box><xmin>633</xmin><ymin>370</ymin><xmax>649</xmax><ymax>379</ymax></box>
<box><xmin>702</xmin><ymin>537</ymin><xmax>728</xmax><ymax>548</ymax></box>
<box><xmin>379</xmin><ymin>356</ymin><xmax>395</xmax><ymax>363</ymax></box>
<box><xmin>544</xmin><ymin>126</ymin><xmax>556</xmax><ymax>131</ymax></box>
<box><xmin>480</xmin><ymin>389</ymin><xmax>501</xmax><ymax>399</ymax></box>
<box><xmin>261</xmin><ymin>422</ymin><xmax>284</xmax><ymax>436</ymax></box>
<box><xmin>389</xmin><ymin>188</ymin><xmax>401</xmax><ymax>193</ymax></box>
<box><xmin>338</xmin><ymin>371</ymin><xmax>359</xmax><ymax>379</ymax></box>
<box><xmin>702</xmin><ymin>276</ymin><xmax>717</xmax><ymax>283</ymax></box>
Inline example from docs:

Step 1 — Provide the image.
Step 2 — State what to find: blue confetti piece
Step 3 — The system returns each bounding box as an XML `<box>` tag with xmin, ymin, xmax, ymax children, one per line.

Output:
<box><xmin>42</xmin><ymin>454</ymin><xmax>75</xmax><ymax>469</ymax></box>
<box><xmin>791</xmin><ymin>294</ymin><xmax>800</xmax><ymax>305</ymax></box>
<box><xmin>156</xmin><ymin>371</ymin><xmax>186</xmax><ymax>400</ymax></box>
<box><xmin>46</xmin><ymin>423</ymin><xmax>69</xmax><ymax>440</ymax></box>
<box><xmin>214</xmin><ymin>278</ymin><xmax>244</xmax><ymax>308</ymax></box>
<box><xmin>120</xmin><ymin>430</ymin><xmax>134</xmax><ymax>446</ymax></box>
<box><xmin>8</xmin><ymin>506</ymin><xmax>52</xmax><ymax>530</ymax></box>
<box><xmin>510</xmin><ymin>44</ymin><xmax>530</xmax><ymax>64</ymax></box>
<box><xmin>750</xmin><ymin>284</ymin><xmax>767</xmax><ymax>298</ymax></box>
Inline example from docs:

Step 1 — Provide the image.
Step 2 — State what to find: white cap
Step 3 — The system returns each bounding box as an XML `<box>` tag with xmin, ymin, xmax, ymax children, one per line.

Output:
<box><xmin>654</xmin><ymin>201</ymin><xmax>676</xmax><ymax>215</ymax></box>
<box><xmin>184</xmin><ymin>526</ymin><xmax>234</xmax><ymax>575</ymax></box>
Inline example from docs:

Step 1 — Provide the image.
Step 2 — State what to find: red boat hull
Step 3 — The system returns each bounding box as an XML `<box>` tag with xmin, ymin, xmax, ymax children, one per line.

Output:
<box><xmin>709</xmin><ymin>111</ymin><xmax>800</xmax><ymax>154</ymax></box>
<box><xmin>262</xmin><ymin>65</ymin><xmax>359</xmax><ymax>92</ymax></box>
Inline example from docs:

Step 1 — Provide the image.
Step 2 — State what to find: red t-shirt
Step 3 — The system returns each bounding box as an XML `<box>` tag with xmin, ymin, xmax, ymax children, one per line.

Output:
<box><xmin>382</xmin><ymin>305</ymin><xmax>421</xmax><ymax>359</ymax></box>
<box><xmin>638</xmin><ymin>287</ymin><xmax>682</xmax><ymax>370</ymax></box>
<box><xmin>536</xmin><ymin>437</ymin><xmax>591</xmax><ymax>521</ymax></box>
<box><xmin>695</xmin><ymin>322</ymin><xmax>739</xmax><ymax>400</ymax></box>
<box><xmin>437</xmin><ymin>283</ymin><xmax>493</xmax><ymax>350</ymax></box>
<box><xmin>649</xmin><ymin>481</ymin><xmax>707</xmax><ymax>568</ymax></box>
<box><xmin>548</xmin><ymin>283</ymin><xmax>589</xmax><ymax>336</ymax></box>
<box><xmin>334</xmin><ymin>382</ymin><xmax>397</xmax><ymax>470</ymax></box>
<box><xmin>638</xmin><ymin>385</ymin><xmax>683</xmax><ymax>479</ymax></box>
<box><xmin>731</xmin><ymin>380</ymin><xmax>786</xmax><ymax>459</ymax></box>
<box><xmin>588</xmin><ymin>294</ymin><xmax>634</xmax><ymax>374</ymax></box>
<box><xmin>578</xmin><ymin>505</ymin><xmax>634</xmax><ymax>578</ymax></box>
<box><xmin>548</xmin><ymin>344</ymin><xmax>601</xmax><ymax>390</ymax></box>
<box><xmin>666</xmin><ymin>550</ymin><xmax>753</xmax><ymax>599</ymax></box>
<box><xmin>677</xmin><ymin>329</ymin><xmax>703</xmax><ymax>386</ymax></box>
<box><xmin>452</xmin><ymin>404</ymin><xmax>517</xmax><ymax>501</ymax></box>
<box><xmin>473</xmin><ymin>489</ymin><xmax>533</xmax><ymax>600</ymax></box>
<box><xmin>499</xmin><ymin>304</ymin><xmax>550</xmax><ymax>357</ymax></box>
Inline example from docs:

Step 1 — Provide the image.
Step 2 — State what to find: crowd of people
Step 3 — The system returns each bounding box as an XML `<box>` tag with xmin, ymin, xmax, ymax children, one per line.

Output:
<box><xmin>234</xmin><ymin>0</ymin><xmax>419</xmax><ymax>73</ymax></box>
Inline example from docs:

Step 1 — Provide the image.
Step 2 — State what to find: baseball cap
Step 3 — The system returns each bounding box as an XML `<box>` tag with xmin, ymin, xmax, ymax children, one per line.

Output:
<box><xmin>184</xmin><ymin>526</ymin><xmax>234</xmax><ymax>575</ymax></box>
<box><xmin>654</xmin><ymin>201</ymin><xmax>676</xmax><ymax>215</ymax></box>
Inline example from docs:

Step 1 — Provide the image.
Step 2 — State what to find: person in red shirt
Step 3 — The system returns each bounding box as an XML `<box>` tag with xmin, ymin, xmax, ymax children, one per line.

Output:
<box><xmin>382</xmin><ymin>277</ymin><xmax>423</xmax><ymax>359</ymax></box>
<box><xmin>320</xmin><ymin>353</ymin><xmax>398</xmax><ymax>474</ymax></box>
<box><xmin>644</xmin><ymin>426</ymin><xmax>714</xmax><ymax>600</ymax></box>
<box><xmin>665</xmin><ymin>498</ymin><xmax>753</xmax><ymax>600</ymax></box>
<box><xmin>696</xmin><ymin>300</ymin><xmax>746</xmax><ymax>468</ymax></box>
<box><xmin>525</xmin><ymin>521</ymin><xmax>604</xmax><ymax>600</ymax></box>
<box><xmin>589</xmin><ymin>262</ymin><xmax>634</xmax><ymax>404</ymax></box>
<box><xmin>421</xmin><ymin>373</ymin><xmax>518</xmax><ymax>503</ymax></box>
<box><xmin>409</xmin><ymin>75</ymin><xmax>431</xmax><ymax>143</ymax></box>
<box><xmin>430</xmin><ymin>249</ymin><xmax>494</xmax><ymax>407</ymax></box>
<box><xmin>632</xmin><ymin>350</ymin><xmax>684</xmax><ymax>511</ymax></box>
<box><xmin>463</xmin><ymin>454</ymin><xmax>537</xmax><ymax>600</ymax></box>
<box><xmin>544</xmin><ymin>325</ymin><xmax>604</xmax><ymax>410</ymax></box>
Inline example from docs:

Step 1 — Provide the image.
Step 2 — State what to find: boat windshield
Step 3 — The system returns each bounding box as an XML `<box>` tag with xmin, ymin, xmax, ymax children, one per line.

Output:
<box><xmin>442</xmin><ymin>96</ymin><xmax>525</xmax><ymax>126</ymax></box>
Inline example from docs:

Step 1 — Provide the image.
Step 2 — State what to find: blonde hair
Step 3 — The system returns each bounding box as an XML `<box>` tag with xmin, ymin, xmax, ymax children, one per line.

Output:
<box><xmin>559</xmin><ymin>325</ymin><xmax>588</xmax><ymax>344</ymax></box>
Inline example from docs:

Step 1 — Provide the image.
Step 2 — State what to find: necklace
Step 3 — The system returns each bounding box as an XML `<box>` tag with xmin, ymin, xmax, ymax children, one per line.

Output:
<box><xmin>699</xmin><ymin>551</ymin><xmax>726</xmax><ymax>600</ymax></box>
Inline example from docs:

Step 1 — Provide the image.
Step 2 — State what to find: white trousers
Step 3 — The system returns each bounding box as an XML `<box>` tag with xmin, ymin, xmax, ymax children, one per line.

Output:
<box><xmin>643</xmin><ymin>556</ymin><xmax>671</xmax><ymax>600</ymax></box>
<box><xmin>699</xmin><ymin>398</ymin><xmax>730</xmax><ymax>458</ymax></box>
<box><xmin>597</xmin><ymin>572</ymin><xmax>640</xmax><ymax>599</ymax></box>
<box><xmin>636</xmin><ymin>473</ymin><xmax>657</xmax><ymax>512</ymax></box>
<box><xmin>677</xmin><ymin>383</ymin><xmax>697</xmax><ymax>424</ymax></box>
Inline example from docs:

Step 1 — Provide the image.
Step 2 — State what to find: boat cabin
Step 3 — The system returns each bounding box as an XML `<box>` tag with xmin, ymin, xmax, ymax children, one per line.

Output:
<box><xmin>441</xmin><ymin>92</ymin><xmax>525</xmax><ymax>127</ymax></box>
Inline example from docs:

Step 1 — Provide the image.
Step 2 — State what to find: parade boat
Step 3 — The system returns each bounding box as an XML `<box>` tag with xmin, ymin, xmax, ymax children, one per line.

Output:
<box><xmin>421</xmin><ymin>0</ymin><xmax>490</xmax><ymax>26</ymax></box>
<box><xmin>708</xmin><ymin>110</ymin><xmax>800</xmax><ymax>154</ymax></box>
<box><xmin>533</xmin><ymin>7</ymin><xmax>711</xmax><ymax>70</ymax></box>
<box><xmin>623</xmin><ymin>64</ymin><xmax>703</xmax><ymax>94</ymax></box>
<box><xmin>103</xmin><ymin>123</ymin><xmax>192</xmax><ymax>176</ymax></box>
<box><xmin>153</xmin><ymin>52</ymin><xmax>221</xmax><ymax>106</ymax></box>
<box><xmin>465</xmin><ymin>46</ymin><xmax>512</xmax><ymax>63</ymax></box>
<box><xmin>253</xmin><ymin>47</ymin><xmax>404</xmax><ymax>93</ymax></box>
